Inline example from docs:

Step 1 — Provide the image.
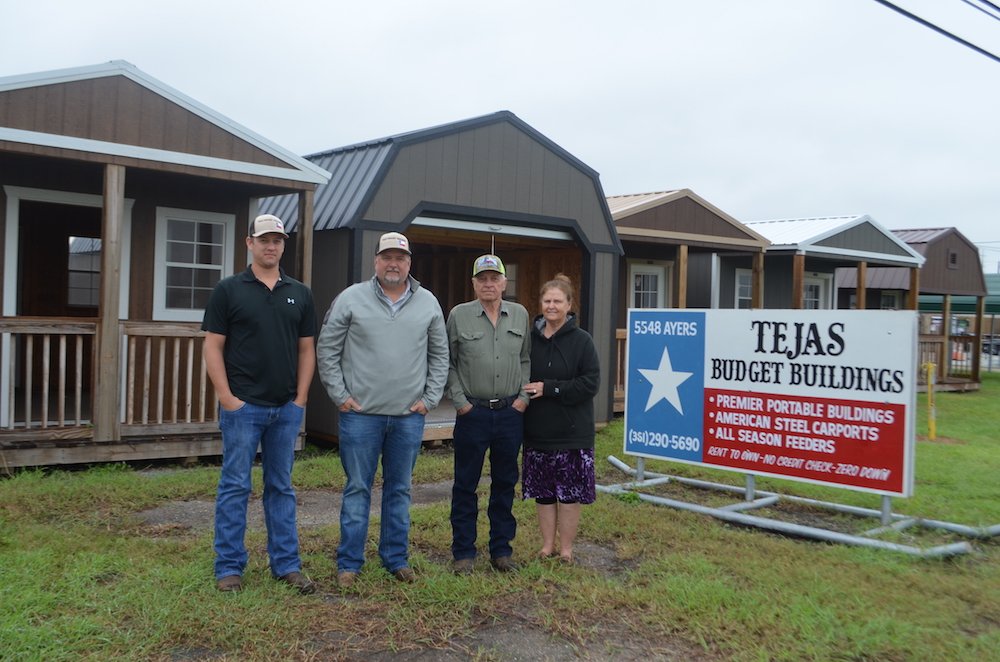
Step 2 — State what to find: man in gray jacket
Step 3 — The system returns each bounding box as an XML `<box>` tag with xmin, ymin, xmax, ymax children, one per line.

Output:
<box><xmin>317</xmin><ymin>232</ymin><xmax>449</xmax><ymax>587</ymax></box>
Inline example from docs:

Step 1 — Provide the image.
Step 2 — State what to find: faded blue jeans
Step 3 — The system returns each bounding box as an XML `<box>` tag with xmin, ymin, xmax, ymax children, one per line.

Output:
<box><xmin>214</xmin><ymin>400</ymin><xmax>304</xmax><ymax>580</ymax></box>
<box><xmin>337</xmin><ymin>410</ymin><xmax>425</xmax><ymax>574</ymax></box>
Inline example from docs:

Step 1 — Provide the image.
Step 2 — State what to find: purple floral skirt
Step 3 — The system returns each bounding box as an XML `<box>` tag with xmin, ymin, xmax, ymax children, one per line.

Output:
<box><xmin>521</xmin><ymin>447</ymin><xmax>596</xmax><ymax>504</ymax></box>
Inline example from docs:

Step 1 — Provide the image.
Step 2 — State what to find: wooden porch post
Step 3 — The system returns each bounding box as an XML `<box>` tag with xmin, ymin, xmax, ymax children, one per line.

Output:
<box><xmin>94</xmin><ymin>164</ymin><xmax>125</xmax><ymax>441</ymax></box>
<box><xmin>675</xmin><ymin>244</ymin><xmax>688</xmax><ymax>308</ymax></box>
<box><xmin>752</xmin><ymin>251</ymin><xmax>764</xmax><ymax>309</ymax></box>
<box><xmin>855</xmin><ymin>261</ymin><xmax>867</xmax><ymax>310</ymax></box>
<box><xmin>973</xmin><ymin>295</ymin><xmax>985</xmax><ymax>382</ymax></box>
<box><xmin>295</xmin><ymin>189</ymin><xmax>314</xmax><ymax>286</ymax></box>
<box><xmin>907</xmin><ymin>267</ymin><xmax>919</xmax><ymax>310</ymax></box>
<box><xmin>791</xmin><ymin>253</ymin><xmax>805</xmax><ymax>309</ymax></box>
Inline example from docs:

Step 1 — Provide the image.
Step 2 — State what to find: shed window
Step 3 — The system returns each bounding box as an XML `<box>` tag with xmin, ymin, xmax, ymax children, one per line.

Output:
<box><xmin>67</xmin><ymin>236</ymin><xmax>101</xmax><ymax>307</ymax></box>
<box><xmin>735</xmin><ymin>269</ymin><xmax>752</xmax><ymax>309</ymax></box>
<box><xmin>153</xmin><ymin>208</ymin><xmax>235</xmax><ymax>321</ymax></box>
<box><xmin>947</xmin><ymin>250</ymin><xmax>958</xmax><ymax>270</ymax></box>
<box><xmin>629</xmin><ymin>262</ymin><xmax>670</xmax><ymax>309</ymax></box>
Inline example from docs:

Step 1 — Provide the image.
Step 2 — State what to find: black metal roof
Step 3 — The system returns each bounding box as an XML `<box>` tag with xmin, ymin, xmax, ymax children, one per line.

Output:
<box><xmin>261</xmin><ymin>110</ymin><xmax>604</xmax><ymax>233</ymax></box>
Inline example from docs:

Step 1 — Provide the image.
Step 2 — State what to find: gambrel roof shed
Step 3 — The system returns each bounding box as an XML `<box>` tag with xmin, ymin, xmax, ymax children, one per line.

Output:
<box><xmin>837</xmin><ymin>227</ymin><xmax>986</xmax><ymax>296</ymax></box>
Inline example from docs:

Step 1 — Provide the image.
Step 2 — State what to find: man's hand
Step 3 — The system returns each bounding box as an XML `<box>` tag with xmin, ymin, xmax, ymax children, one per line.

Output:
<box><xmin>339</xmin><ymin>396</ymin><xmax>362</xmax><ymax>413</ymax></box>
<box><xmin>456</xmin><ymin>403</ymin><xmax>474</xmax><ymax>416</ymax></box>
<box><xmin>511</xmin><ymin>398</ymin><xmax>528</xmax><ymax>413</ymax></box>
<box><xmin>220</xmin><ymin>395</ymin><xmax>245</xmax><ymax>412</ymax></box>
<box><xmin>410</xmin><ymin>399</ymin><xmax>429</xmax><ymax>415</ymax></box>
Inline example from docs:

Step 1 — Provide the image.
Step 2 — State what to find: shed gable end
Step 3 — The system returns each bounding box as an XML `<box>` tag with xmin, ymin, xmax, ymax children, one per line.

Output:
<box><xmin>0</xmin><ymin>77</ymin><xmax>285</xmax><ymax>168</ymax></box>
<box><xmin>815</xmin><ymin>222</ymin><xmax>912</xmax><ymax>257</ymax></box>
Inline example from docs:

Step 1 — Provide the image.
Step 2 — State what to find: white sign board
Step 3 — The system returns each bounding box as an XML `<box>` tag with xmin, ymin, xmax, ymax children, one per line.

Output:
<box><xmin>624</xmin><ymin>309</ymin><xmax>917</xmax><ymax>496</ymax></box>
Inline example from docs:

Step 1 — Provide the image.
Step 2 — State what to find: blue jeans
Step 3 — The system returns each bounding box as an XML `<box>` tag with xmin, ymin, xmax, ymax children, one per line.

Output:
<box><xmin>450</xmin><ymin>405</ymin><xmax>523</xmax><ymax>560</ymax></box>
<box><xmin>337</xmin><ymin>410</ymin><xmax>425</xmax><ymax>573</ymax></box>
<box><xmin>214</xmin><ymin>400</ymin><xmax>304</xmax><ymax>580</ymax></box>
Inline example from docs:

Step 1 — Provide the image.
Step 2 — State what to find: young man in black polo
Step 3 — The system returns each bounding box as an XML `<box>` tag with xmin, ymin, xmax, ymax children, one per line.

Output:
<box><xmin>202</xmin><ymin>213</ymin><xmax>316</xmax><ymax>594</ymax></box>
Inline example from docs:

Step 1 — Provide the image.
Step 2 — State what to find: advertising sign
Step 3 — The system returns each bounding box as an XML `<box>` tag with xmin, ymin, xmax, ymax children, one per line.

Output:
<box><xmin>624</xmin><ymin>309</ymin><xmax>917</xmax><ymax>496</ymax></box>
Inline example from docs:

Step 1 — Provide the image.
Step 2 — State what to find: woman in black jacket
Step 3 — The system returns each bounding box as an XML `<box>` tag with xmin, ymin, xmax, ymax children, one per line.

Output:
<box><xmin>522</xmin><ymin>274</ymin><xmax>601</xmax><ymax>563</ymax></box>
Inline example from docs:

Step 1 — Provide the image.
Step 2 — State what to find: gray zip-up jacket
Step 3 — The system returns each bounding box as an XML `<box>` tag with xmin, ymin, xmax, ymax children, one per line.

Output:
<box><xmin>317</xmin><ymin>276</ymin><xmax>449</xmax><ymax>416</ymax></box>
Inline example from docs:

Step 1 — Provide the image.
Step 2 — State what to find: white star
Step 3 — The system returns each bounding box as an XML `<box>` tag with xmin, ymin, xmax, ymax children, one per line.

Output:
<box><xmin>638</xmin><ymin>347</ymin><xmax>693</xmax><ymax>414</ymax></box>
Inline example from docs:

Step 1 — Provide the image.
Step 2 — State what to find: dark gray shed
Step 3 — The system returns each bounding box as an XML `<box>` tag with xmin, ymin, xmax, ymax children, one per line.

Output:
<box><xmin>264</xmin><ymin>111</ymin><xmax>623</xmax><ymax>441</ymax></box>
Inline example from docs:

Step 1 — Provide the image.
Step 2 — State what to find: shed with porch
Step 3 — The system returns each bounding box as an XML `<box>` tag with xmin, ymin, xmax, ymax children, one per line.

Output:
<box><xmin>0</xmin><ymin>61</ymin><xmax>329</xmax><ymax>468</ymax></box>
<box><xmin>836</xmin><ymin>227</ymin><xmax>988</xmax><ymax>390</ymax></box>
<box><xmin>605</xmin><ymin>189</ymin><xmax>769</xmax><ymax>411</ymax></box>
<box><xmin>262</xmin><ymin>111</ymin><xmax>622</xmax><ymax>442</ymax></box>
<box><xmin>741</xmin><ymin>215</ymin><xmax>924</xmax><ymax>310</ymax></box>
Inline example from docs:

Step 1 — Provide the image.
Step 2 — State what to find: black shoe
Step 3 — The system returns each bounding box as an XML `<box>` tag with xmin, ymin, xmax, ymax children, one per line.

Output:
<box><xmin>216</xmin><ymin>575</ymin><xmax>242</xmax><ymax>592</ymax></box>
<box><xmin>490</xmin><ymin>556</ymin><xmax>520</xmax><ymax>572</ymax></box>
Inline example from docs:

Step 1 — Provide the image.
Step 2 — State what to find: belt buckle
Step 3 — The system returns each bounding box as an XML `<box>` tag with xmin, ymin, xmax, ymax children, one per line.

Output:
<box><xmin>488</xmin><ymin>398</ymin><xmax>502</xmax><ymax>410</ymax></box>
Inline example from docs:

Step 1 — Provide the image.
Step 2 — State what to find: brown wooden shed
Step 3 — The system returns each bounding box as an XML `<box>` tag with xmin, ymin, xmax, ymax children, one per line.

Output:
<box><xmin>606</xmin><ymin>189</ymin><xmax>770</xmax><ymax>412</ymax></box>
<box><xmin>836</xmin><ymin>227</ymin><xmax>988</xmax><ymax>390</ymax></box>
<box><xmin>0</xmin><ymin>61</ymin><xmax>330</xmax><ymax>468</ymax></box>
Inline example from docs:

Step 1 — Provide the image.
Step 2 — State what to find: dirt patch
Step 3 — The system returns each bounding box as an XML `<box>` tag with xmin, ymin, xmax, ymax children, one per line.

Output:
<box><xmin>137</xmin><ymin>480</ymin><xmax>455</xmax><ymax>534</ymax></box>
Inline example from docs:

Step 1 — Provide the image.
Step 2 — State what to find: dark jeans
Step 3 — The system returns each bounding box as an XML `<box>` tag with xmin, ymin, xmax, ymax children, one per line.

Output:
<box><xmin>450</xmin><ymin>404</ymin><xmax>523</xmax><ymax>560</ymax></box>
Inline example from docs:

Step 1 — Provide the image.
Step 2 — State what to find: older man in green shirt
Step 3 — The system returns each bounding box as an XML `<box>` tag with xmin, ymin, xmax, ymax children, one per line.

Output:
<box><xmin>446</xmin><ymin>254</ymin><xmax>531</xmax><ymax>574</ymax></box>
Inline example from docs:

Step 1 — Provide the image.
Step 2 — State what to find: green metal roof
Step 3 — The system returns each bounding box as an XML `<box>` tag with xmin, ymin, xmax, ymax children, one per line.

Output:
<box><xmin>919</xmin><ymin>273</ymin><xmax>1000</xmax><ymax>314</ymax></box>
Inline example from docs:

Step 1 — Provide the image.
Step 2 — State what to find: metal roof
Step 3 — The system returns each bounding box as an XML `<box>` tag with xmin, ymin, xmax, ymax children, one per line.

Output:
<box><xmin>890</xmin><ymin>228</ymin><xmax>952</xmax><ymax>245</ymax></box>
<box><xmin>745</xmin><ymin>214</ymin><xmax>924</xmax><ymax>266</ymax></box>
<box><xmin>606</xmin><ymin>190</ymin><xmax>681</xmax><ymax>217</ymax></box>
<box><xmin>262</xmin><ymin>140</ymin><xmax>393</xmax><ymax>233</ymax></box>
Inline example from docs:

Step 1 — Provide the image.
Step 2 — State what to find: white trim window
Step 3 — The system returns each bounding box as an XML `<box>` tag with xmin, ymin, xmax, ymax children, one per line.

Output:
<box><xmin>803</xmin><ymin>274</ymin><xmax>833</xmax><ymax>310</ymax></box>
<box><xmin>629</xmin><ymin>261</ymin><xmax>670</xmax><ymax>309</ymax></box>
<box><xmin>735</xmin><ymin>268</ymin><xmax>752</xmax><ymax>309</ymax></box>
<box><xmin>153</xmin><ymin>208</ymin><xmax>235</xmax><ymax>321</ymax></box>
<box><xmin>880</xmin><ymin>291</ymin><xmax>901</xmax><ymax>310</ymax></box>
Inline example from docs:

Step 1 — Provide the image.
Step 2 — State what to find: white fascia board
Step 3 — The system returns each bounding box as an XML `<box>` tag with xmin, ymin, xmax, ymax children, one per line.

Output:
<box><xmin>412</xmin><ymin>216</ymin><xmax>573</xmax><ymax>241</ymax></box>
<box><xmin>768</xmin><ymin>243</ymin><xmax>925</xmax><ymax>267</ymax></box>
<box><xmin>0</xmin><ymin>127</ymin><xmax>329</xmax><ymax>185</ymax></box>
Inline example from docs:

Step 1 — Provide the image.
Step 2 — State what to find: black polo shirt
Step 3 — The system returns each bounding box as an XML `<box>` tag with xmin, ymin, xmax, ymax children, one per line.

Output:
<box><xmin>202</xmin><ymin>266</ymin><xmax>316</xmax><ymax>406</ymax></box>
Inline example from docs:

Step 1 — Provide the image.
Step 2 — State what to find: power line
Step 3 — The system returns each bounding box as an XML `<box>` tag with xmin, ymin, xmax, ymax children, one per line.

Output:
<box><xmin>970</xmin><ymin>0</ymin><xmax>1000</xmax><ymax>16</ymax></box>
<box><xmin>960</xmin><ymin>0</ymin><xmax>1000</xmax><ymax>23</ymax></box>
<box><xmin>871</xmin><ymin>0</ymin><xmax>1000</xmax><ymax>64</ymax></box>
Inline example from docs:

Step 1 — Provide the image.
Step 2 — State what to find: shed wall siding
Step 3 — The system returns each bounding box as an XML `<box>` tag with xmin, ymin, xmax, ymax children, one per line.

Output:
<box><xmin>362</xmin><ymin>123</ymin><xmax>613</xmax><ymax>245</ymax></box>
<box><xmin>815</xmin><ymin>223</ymin><xmax>911</xmax><ymax>257</ymax></box>
<box><xmin>1</xmin><ymin>77</ymin><xmax>287</xmax><ymax>168</ymax></box>
<box><xmin>617</xmin><ymin>197</ymin><xmax>751</xmax><ymax>240</ymax></box>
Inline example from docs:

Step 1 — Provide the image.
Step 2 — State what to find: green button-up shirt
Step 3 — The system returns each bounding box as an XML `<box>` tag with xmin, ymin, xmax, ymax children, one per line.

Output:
<box><xmin>445</xmin><ymin>299</ymin><xmax>531</xmax><ymax>410</ymax></box>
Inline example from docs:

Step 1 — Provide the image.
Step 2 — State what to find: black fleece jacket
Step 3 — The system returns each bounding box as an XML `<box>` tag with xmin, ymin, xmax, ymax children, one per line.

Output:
<box><xmin>522</xmin><ymin>313</ymin><xmax>601</xmax><ymax>450</ymax></box>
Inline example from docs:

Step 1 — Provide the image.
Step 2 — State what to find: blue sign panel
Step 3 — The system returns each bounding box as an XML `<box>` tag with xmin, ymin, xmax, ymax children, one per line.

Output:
<box><xmin>624</xmin><ymin>309</ymin><xmax>705</xmax><ymax>463</ymax></box>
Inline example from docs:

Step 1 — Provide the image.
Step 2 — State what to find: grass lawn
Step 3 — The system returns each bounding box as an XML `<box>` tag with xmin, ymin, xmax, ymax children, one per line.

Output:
<box><xmin>1</xmin><ymin>375</ymin><xmax>998</xmax><ymax>660</ymax></box>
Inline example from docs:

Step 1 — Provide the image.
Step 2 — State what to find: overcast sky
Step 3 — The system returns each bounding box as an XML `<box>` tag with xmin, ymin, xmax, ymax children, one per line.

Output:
<box><xmin>4</xmin><ymin>0</ymin><xmax>999</xmax><ymax>269</ymax></box>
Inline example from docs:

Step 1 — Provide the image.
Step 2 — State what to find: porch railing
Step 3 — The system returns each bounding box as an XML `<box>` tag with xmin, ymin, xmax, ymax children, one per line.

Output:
<box><xmin>1</xmin><ymin>317</ymin><xmax>97</xmax><ymax>438</ymax></box>
<box><xmin>120</xmin><ymin>322</ymin><xmax>218</xmax><ymax>435</ymax></box>
<box><xmin>614</xmin><ymin>328</ymin><xmax>626</xmax><ymax>413</ymax></box>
